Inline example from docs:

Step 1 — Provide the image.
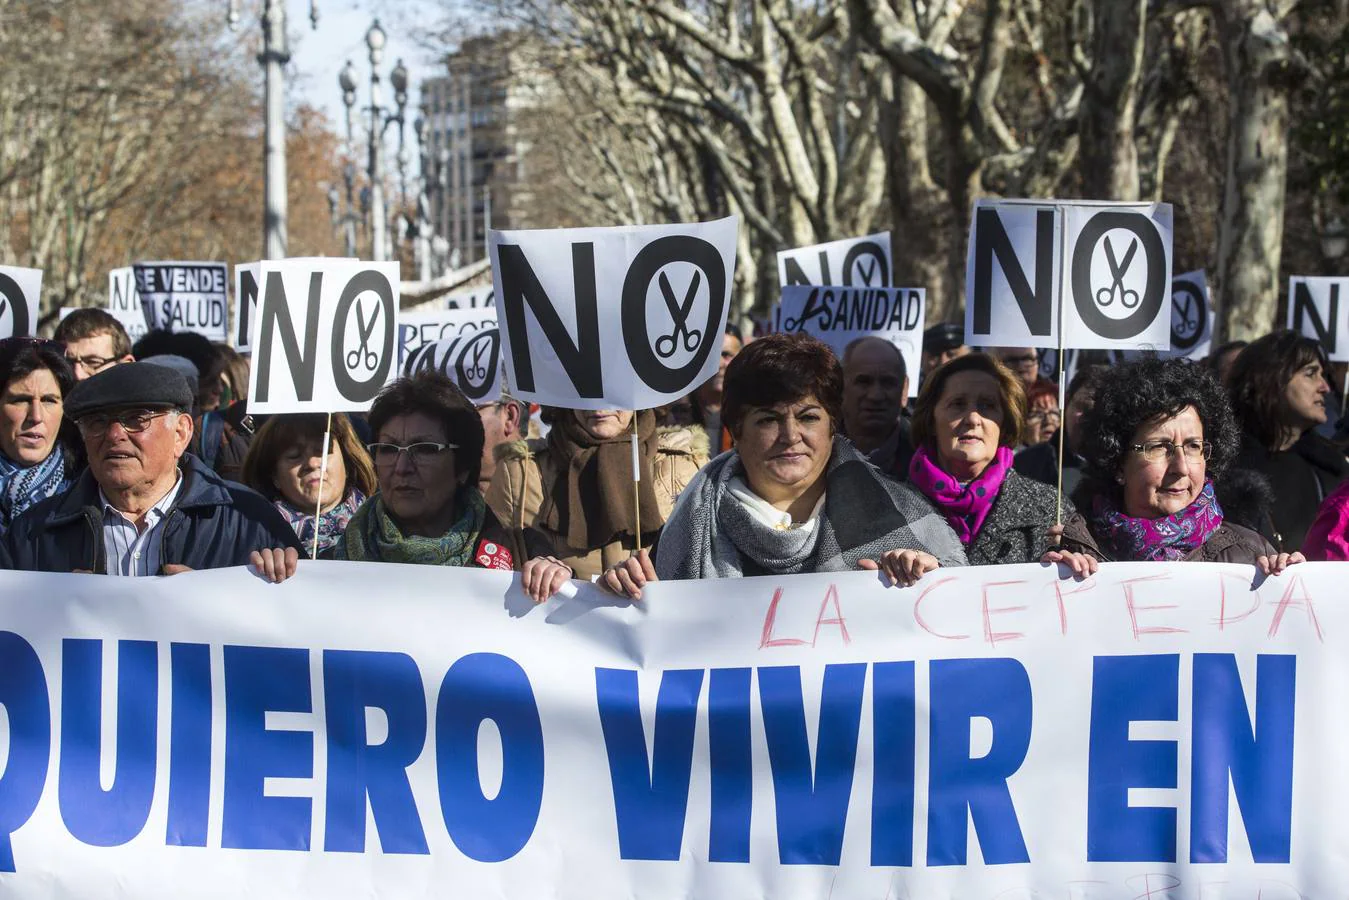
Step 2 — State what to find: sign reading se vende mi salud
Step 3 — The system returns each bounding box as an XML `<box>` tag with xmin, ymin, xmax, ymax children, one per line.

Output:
<box><xmin>0</xmin><ymin>561</ymin><xmax>1330</xmax><ymax>898</ymax></box>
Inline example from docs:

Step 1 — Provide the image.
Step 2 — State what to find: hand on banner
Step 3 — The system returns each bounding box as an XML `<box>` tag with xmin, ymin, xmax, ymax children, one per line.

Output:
<box><xmin>599</xmin><ymin>548</ymin><xmax>658</xmax><ymax>600</ymax></box>
<box><xmin>1040</xmin><ymin>547</ymin><xmax>1098</xmax><ymax>578</ymax></box>
<box><xmin>521</xmin><ymin>555</ymin><xmax>576</xmax><ymax>604</ymax></box>
<box><xmin>858</xmin><ymin>549</ymin><xmax>939</xmax><ymax>587</ymax></box>
<box><xmin>1257</xmin><ymin>551</ymin><xmax>1306</xmax><ymax>576</ymax></box>
<box><xmin>248</xmin><ymin>547</ymin><xmax>299</xmax><ymax>584</ymax></box>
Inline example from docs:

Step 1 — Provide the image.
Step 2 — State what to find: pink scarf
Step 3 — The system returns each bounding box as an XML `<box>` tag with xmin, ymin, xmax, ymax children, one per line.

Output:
<box><xmin>907</xmin><ymin>445</ymin><xmax>1014</xmax><ymax>545</ymax></box>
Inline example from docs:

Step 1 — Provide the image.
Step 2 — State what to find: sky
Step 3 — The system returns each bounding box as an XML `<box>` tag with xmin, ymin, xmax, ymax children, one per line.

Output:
<box><xmin>284</xmin><ymin>0</ymin><xmax>449</xmax><ymax>130</ymax></box>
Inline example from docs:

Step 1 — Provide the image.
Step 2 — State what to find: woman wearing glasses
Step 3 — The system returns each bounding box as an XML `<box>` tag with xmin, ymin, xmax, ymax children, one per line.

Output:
<box><xmin>0</xmin><ymin>338</ymin><xmax>78</xmax><ymax>531</ymax></box>
<box><xmin>1060</xmin><ymin>357</ymin><xmax>1300</xmax><ymax>572</ymax></box>
<box><xmin>334</xmin><ymin>370</ymin><xmax>548</xmax><ymax>569</ymax></box>
<box><xmin>240</xmin><ymin>413</ymin><xmax>376</xmax><ymax>557</ymax></box>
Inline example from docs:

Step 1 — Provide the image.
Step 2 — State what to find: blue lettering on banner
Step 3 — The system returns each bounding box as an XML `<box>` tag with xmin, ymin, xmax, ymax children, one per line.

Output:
<box><xmin>324</xmin><ymin>650</ymin><xmax>430</xmax><ymax>854</ymax></box>
<box><xmin>1190</xmin><ymin>653</ymin><xmax>1296</xmax><ymax>864</ymax></box>
<box><xmin>436</xmin><ymin>653</ymin><xmax>544</xmax><ymax>862</ymax></box>
<box><xmin>167</xmin><ymin>643</ymin><xmax>212</xmax><ymax>847</ymax></box>
<box><xmin>760</xmin><ymin>664</ymin><xmax>866</xmax><ymax>865</ymax></box>
<box><xmin>221</xmin><ymin>646</ymin><xmax>314</xmax><ymax>851</ymax></box>
<box><xmin>871</xmin><ymin>661</ymin><xmax>916</xmax><ymax>867</ymax></box>
<box><xmin>58</xmin><ymin>640</ymin><xmax>158</xmax><ymax>847</ymax></box>
<box><xmin>0</xmin><ymin>632</ymin><xmax>49</xmax><ymax>872</ymax></box>
<box><xmin>708</xmin><ymin>667</ymin><xmax>753</xmax><ymax>863</ymax></box>
<box><xmin>596</xmin><ymin>668</ymin><xmax>704</xmax><ymax>861</ymax></box>
<box><xmin>0</xmin><ymin>634</ymin><xmax>1309</xmax><ymax>875</ymax></box>
<box><xmin>1088</xmin><ymin>654</ymin><xmax>1179</xmax><ymax>862</ymax></box>
<box><xmin>927</xmin><ymin>658</ymin><xmax>1032</xmax><ymax>866</ymax></box>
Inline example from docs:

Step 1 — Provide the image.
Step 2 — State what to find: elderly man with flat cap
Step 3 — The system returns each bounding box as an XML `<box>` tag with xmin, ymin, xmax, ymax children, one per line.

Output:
<box><xmin>0</xmin><ymin>362</ymin><xmax>302</xmax><ymax>580</ymax></box>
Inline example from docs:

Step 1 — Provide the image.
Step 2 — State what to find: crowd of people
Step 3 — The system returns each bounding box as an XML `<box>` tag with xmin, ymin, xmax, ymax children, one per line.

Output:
<box><xmin>0</xmin><ymin>306</ymin><xmax>1339</xmax><ymax>597</ymax></box>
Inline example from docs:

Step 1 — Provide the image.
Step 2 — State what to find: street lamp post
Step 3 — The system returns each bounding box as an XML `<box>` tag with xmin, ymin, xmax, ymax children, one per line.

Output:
<box><xmin>338</xmin><ymin>60</ymin><xmax>360</xmax><ymax>259</ymax></box>
<box><xmin>352</xmin><ymin>20</ymin><xmax>409</xmax><ymax>263</ymax></box>
<box><xmin>227</xmin><ymin>0</ymin><xmax>318</xmax><ymax>260</ymax></box>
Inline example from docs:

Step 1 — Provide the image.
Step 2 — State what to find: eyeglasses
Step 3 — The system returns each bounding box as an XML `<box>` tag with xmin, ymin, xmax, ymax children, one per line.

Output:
<box><xmin>65</xmin><ymin>353</ymin><xmax>116</xmax><ymax>374</ymax></box>
<box><xmin>78</xmin><ymin>409</ymin><xmax>174</xmax><ymax>437</ymax></box>
<box><xmin>1130</xmin><ymin>439</ymin><xmax>1213</xmax><ymax>463</ymax></box>
<box><xmin>1027</xmin><ymin>410</ymin><xmax>1061</xmax><ymax>425</ymax></box>
<box><xmin>366</xmin><ymin>441</ymin><xmax>456</xmax><ymax>468</ymax></box>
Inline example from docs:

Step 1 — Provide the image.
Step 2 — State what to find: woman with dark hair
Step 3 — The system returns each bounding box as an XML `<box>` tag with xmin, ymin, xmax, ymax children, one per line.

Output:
<box><xmin>240</xmin><ymin>413</ymin><xmax>377</xmax><ymax>556</ymax></box>
<box><xmin>0</xmin><ymin>338</ymin><xmax>78</xmax><ymax>531</ymax></box>
<box><xmin>906</xmin><ymin>353</ymin><xmax>1093</xmax><ymax>570</ymax></box>
<box><xmin>1227</xmin><ymin>330</ymin><xmax>1347</xmax><ymax>551</ymax></box>
<box><xmin>335</xmin><ymin>370</ymin><xmax>548</xmax><ymax>568</ymax></box>
<box><xmin>1062</xmin><ymin>357</ymin><xmax>1299</xmax><ymax>571</ymax></box>
<box><xmin>596</xmin><ymin>333</ymin><xmax>966</xmax><ymax>599</ymax></box>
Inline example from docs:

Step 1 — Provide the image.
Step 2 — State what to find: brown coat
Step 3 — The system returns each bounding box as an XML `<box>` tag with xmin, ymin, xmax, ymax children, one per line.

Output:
<box><xmin>1061</xmin><ymin>513</ymin><xmax>1274</xmax><ymax>564</ymax></box>
<box><xmin>485</xmin><ymin>426</ymin><xmax>709</xmax><ymax>579</ymax></box>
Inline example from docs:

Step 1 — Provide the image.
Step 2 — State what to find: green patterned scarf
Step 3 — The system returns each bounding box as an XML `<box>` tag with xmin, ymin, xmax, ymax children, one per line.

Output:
<box><xmin>336</xmin><ymin>487</ymin><xmax>487</xmax><ymax>566</ymax></box>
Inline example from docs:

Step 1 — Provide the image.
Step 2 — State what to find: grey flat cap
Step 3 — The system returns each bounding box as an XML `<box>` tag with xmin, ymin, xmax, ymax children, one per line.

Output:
<box><xmin>65</xmin><ymin>361</ymin><xmax>194</xmax><ymax>420</ymax></box>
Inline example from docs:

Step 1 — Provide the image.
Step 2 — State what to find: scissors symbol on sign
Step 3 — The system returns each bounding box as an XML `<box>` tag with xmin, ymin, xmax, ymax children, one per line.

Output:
<box><xmin>654</xmin><ymin>270</ymin><xmax>703</xmax><ymax>359</ymax></box>
<box><xmin>345</xmin><ymin>301</ymin><xmax>379</xmax><ymax>370</ymax></box>
<box><xmin>1094</xmin><ymin>237</ymin><xmax>1141</xmax><ymax>310</ymax></box>
<box><xmin>463</xmin><ymin>339</ymin><xmax>488</xmax><ymax>381</ymax></box>
<box><xmin>1174</xmin><ymin>292</ymin><xmax>1198</xmax><ymax>334</ymax></box>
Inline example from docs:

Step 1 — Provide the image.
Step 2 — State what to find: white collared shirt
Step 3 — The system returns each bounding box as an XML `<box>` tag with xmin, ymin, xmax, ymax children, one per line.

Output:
<box><xmin>725</xmin><ymin>475</ymin><xmax>825</xmax><ymax>533</ymax></box>
<box><xmin>100</xmin><ymin>471</ymin><xmax>184</xmax><ymax>576</ymax></box>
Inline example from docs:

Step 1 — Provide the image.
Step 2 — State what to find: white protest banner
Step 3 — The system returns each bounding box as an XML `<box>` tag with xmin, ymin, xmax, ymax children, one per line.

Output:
<box><xmin>966</xmin><ymin>200</ymin><xmax>1173</xmax><ymax>352</ymax></box>
<box><xmin>489</xmin><ymin>216</ymin><xmax>738</xmax><ymax>410</ymax></box>
<box><xmin>777</xmin><ymin>231</ymin><xmax>892</xmax><ymax>288</ymax></box>
<box><xmin>246</xmin><ymin>258</ymin><xmax>400</xmax><ymax>414</ymax></box>
<box><xmin>399</xmin><ymin>307</ymin><xmax>502</xmax><ymax>404</ymax></box>
<box><xmin>0</xmin><ymin>265</ymin><xmax>40</xmax><ymax>338</ymax></box>
<box><xmin>443</xmin><ymin>287</ymin><xmax>495</xmax><ymax>309</ymax></box>
<box><xmin>106</xmin><ymin>267</ymin><xmax>149</xmax><ymax>342</ymax></box>
<box><xmin>233</xmin><ymin>262</ymin><xmax>260</xmax><ymax>352</ymax></box>
<box><xmin>1166</xmin><ymin>270</ymin><xmax>1215</xmax><ymax>360</ymax></box>
<box><xmin>0</xmin><ymin>560</ymin><xmax>1339</xmax><ymax>898</ymax></box>
<box><xmin>777</xmin><ymin>285</ymin><xmax>925</xmax><ymax>396</ymax></box>
<box><xmin>1287</xmin><ymin>276</ymin><xmax>1349</xmax><ymax>362</ymax></box>
<box><xmin>132</xmin><ymin>261</ymin><xmax>229</xmax><ymax>341</ymax></box>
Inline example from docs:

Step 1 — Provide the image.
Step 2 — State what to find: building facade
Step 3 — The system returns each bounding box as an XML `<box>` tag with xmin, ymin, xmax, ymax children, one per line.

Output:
<box><xmin>420</xmin><ymin>35</ymin><xmax>539</xmax><ymax>266</ymax></box>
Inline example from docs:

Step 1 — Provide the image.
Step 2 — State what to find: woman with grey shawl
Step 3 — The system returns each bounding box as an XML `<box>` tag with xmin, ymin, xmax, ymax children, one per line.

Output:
<box><xmin>599</xmin><ymin>333</ymin><xmax>967</xmax><ymax>599</ymax></box>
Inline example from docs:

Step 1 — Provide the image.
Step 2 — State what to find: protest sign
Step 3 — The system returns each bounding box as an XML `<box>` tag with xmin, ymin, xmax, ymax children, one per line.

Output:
<box><xmin>777</xmin><ymin>285</ymin><xmax>925</xmax><ymax>396</ymax></box>
<box><xmin>1166</xmin><ymin>270</ymin><xmax>1214</xmax><ymax>360</ymax></box>
<box><xmin>246</xmin><ymin>258</ymin><xmax>400</xmax><ymax>414</ymax></box>
<box><xmin>132</xmin><ymin>261</ymin><xmax>228</xmax><ymax>342</ymax></box>
<box><xmin>966</xmin><ymin>200</ymin><xmax>1173</xmax><ymax>352</ymax></box>
<box><xmin>489</xmin><ymin>217</ymin><xmax>738</xmax><ymax>410</ymax></box>
<box><xmin>399</xmin><ymin>307</ymin><xmax>502</xmax><ymax>403</ymax></box>
<box><xmin>1287</xmin><ymin>276</ymin><xmax>1349</xmax><ymax>361</ymax></box>
<box><xmin>106</xmin><ymin>267</ymin><xmax>149</xmax><ymax>342</ymax></box>
<box><xmin>776</xmin><ymin>232</ymin><xmax>892</xmax><ymax>288</ymax></box>
<box><xmin>0</xmin><ymin>265</ymin><xmax>40</xmax><ymax>338</ymax></box>
<box><xmin>233</xmin><ymin>263</ymin><xmax>260</xmax><ymax>352</ymax></box>
<box><xmin>0</xmin><ymin>560</ymin><xmax>1338</xmax><ymax>898</ymax></box>
<box><xmin>443</xmin><ymin>288</ymin><xmax>494</xmax><ymax>309</ymax></box>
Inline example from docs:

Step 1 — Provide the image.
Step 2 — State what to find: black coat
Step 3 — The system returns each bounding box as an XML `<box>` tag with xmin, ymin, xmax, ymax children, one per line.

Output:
<box><xmin>0</xmin><ymin>454</ymin><xmax>302</xmax><ymax>574</ymax></box>
<box><xmin>965</xmin><ymin>469</ymin><xmax>1067</xmax><ymax>566</ymax></box>
<box><xmin>1231</xmin><ymin>431</ymin><xmax>1349</xmax><ymax>552</ymax></box>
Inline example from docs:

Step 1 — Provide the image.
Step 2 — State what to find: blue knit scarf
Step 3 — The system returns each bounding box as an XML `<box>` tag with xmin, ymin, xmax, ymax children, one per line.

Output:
<box><xmin>0</xmin><ymin>445</ymin><xmax>69</xmax><ymax>532</ymax></box>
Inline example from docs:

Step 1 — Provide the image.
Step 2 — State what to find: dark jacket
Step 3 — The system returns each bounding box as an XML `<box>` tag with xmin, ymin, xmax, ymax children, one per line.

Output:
<box><xmin>964</xmin><ymin>469</ymin><xmax>1066</xmax><ymax>565</ymax></box>
<box><xmin>1013</xmin><ymin>438</ymin><xmax>1086</xmax><ymax>499</ymax></box>
<box><xmin>1231</xmin><ymin>431</ymin><xmax>1349</xmax><ymax>551</ymax></box>
<box><xmin>468</xmin><ymin>507</ymin><xmax>553</xmax><ymax>572</ymax></box>
<box><xmin>863</xmin><ymin>418</ymin><xmax>917</xmax><ymax>482</ymax></box>
<box><xmin>1061</xmin><ymin>514</ymin><xmax>1273</xmax><ymax>564</ymax></box>
<box><xmin>0</xmin><ymin>453</ymin><xmax>302</xmax><ymax>574</ymax></box>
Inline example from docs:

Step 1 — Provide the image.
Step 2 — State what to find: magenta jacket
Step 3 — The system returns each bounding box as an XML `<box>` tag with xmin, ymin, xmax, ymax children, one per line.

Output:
<box><xmin>1304</xmin><ymin>479</ymin><xmax>1349</xmax><ymax>561</ymax></box>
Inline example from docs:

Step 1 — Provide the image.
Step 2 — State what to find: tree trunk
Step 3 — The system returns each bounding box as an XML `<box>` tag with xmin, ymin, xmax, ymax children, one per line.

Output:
<box><xmin>1213</xmin><ymin>2</ymin><xmax>1298</xmax><ymax>341</ymax></box>
<box><xmin>1077</xmin><ymin>0</ymin><xmax>1146</xmax><ymax>200</ymax></box>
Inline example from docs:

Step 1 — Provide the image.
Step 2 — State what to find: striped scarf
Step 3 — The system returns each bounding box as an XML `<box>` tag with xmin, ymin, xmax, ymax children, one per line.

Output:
<box><xmin>274</xmin><ymin>488</ymin><xmax>366</xmax><ymax>555</ymax></box>
<box><xmin>0</xmin><ymin>446</ymin><xmax>68</xmax><ymax>532</ymax></box>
